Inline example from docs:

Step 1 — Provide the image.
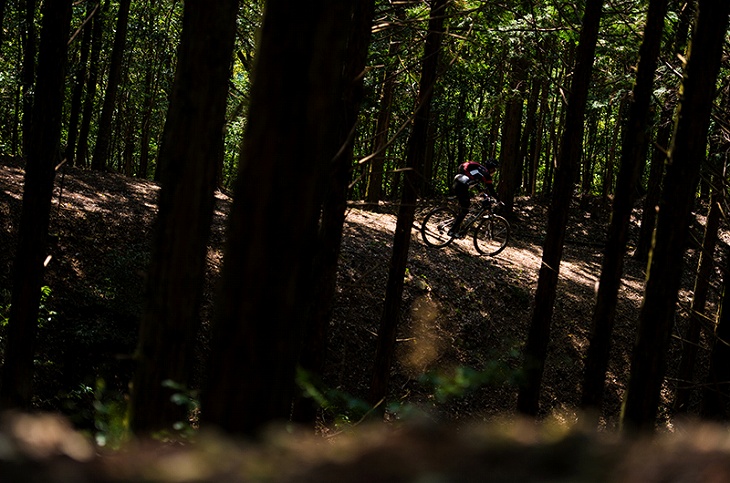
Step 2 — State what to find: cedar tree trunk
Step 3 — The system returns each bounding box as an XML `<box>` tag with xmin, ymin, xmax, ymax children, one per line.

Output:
<box><xmin>620</xmin><ymin>0</ymin><xmax>730</xmax><ymax>434</ymax></box>
<box><xmin>130</xmin><ymin>0</ymin><xmax>240</xmax><ymax>434</ymax></box>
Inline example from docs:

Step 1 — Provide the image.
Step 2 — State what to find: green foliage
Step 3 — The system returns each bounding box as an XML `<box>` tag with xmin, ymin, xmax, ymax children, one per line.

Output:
<box><xmin>0</xmin><ymin>285</ymin><xmax>56</xmax><ymax>328</ymax></box>
<box><xmin>298</xmin><ymin>359</ymin><xmax>523</xmax><ymax>428</ymax></box>
<box><xmin>0</xmin><ymin>0</ymin><xmax>693</xmax><ymax>199</ymax></box>
<box><xmin>161</xmin><ymin>379</ymin><xmax>199</xmax><ymax>438</ymax></box>
<box><xmin>350</xmin><ymin>0</ymin><xmax>673</xmax><ymax>202</ymax></box>
<box><xmin>92</xmin><ymin>382</ymin><xmax>130</xmax><ymax>448</ymax></box>
<box><xmin>0</xmin><ymin>289</ymin><xmax>9</xmax><ymax>327</ymax></box>
<box><xmin>296</xmin><ymin>367</ymin><xmax>373</xmax><ymax>428</ymax></box>
<box><xmin>62</xmin><ymin>379</ymin><xmax>130</xmax><ymax>449</ymax></box>
<box><xmin>419</xmin><ymin>361</ymin><xmax>521</xmax><ymax>403</ymax></box>
<box><xmin>62</xmin><ymin>378</ymin><xmax>198</xmax><ymax>447</ymax></box>
<box><xmin>38</xmin><ymin>285</ymin><xmax>56</xmax><ymax>328</ymax></box>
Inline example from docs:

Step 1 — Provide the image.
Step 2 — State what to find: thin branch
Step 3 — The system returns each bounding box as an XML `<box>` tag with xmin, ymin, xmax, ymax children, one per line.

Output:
<box><xmin>68</xmin><ymin>2</ymin><xmax>99</xmax><ymax>46</ymax></box>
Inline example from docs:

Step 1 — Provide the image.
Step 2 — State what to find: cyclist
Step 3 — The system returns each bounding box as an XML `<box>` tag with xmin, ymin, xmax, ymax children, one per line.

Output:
<box><xmin>448</xmin><ymin>159</ymin><xmax>500</xmax><ymax>237</ymax></box>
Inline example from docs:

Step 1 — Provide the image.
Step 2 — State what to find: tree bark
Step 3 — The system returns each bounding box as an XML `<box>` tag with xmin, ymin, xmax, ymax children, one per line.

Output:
<box><xmin>674</xmin><ymin>180</ymin><xmax>722</xmax><ymax>413</ymax></box>
<box><xmin>76</xmin><ymin>0</ymin><xmax>107</xmax><ymax>168</ymax></box>
<box><xmin>633</xmin><ymin>0</ymin><xmax>693</xmax><ymax>263</ymax></box>
<box><xmin>20</xmin><ymin>0</ymin><xmax>36</xmax><ymax>158</ymax></box>
<box><xmin>65</xmin><ymin>2</ymin><xmax>97</xmax><ymax>167</ymax></box>
<box><xmin>580</xmin><ymin>0</ymin><xmax>668</xmax><ymax>422</ymax></box>
<box><xmin>621</xmin><ymin>0</ymin><xmax>730</xmax><ymax>434</ymax></box>
<box><xmin>365</xmin><ymin>35</ymin><xmax>401</xmax><ymax>205</ymax></box>
<box><xmin>529</xmin><ymin>78</ymin><xmax>549</xmax><ymax>196</ymax></box>
<box><xmin>633</xmin><ymin>113</ymin><xmax>670</xmax><ymax>263</ymax></box>
<box><xmin>292</xmin><ymin>0</ymin><xmax>375</xmax><ymax>424</ymax></box>
<box><xmin>517</xmin><ymin>0</ymin><xmax>605</xmax><ymax>416</ymax></box>
<box><xmin>138</xmin><ymin>66</ymin><xmax>154</xmax><ymax>178</ymax></box>
<box><xmin>521</xmin><ymin>76</ymin><xmax>541</xmax><ymax>195</ymax></box>
<box><xmin>201</xmin><ymin>0</ymin><xmax>354</xmax><ymax>436</ymax></box>
<box><xmin>0</xmin><ymin>0</ymin><xmax>7</xmax><ymax>48</ymax></box>
<box><xmin>129</xmin><ymin>0</ymin><xmax>239</xmax><ymax>434</ymax></box>
<box><xmin>498</xmin><ymin>58</ymin><xmax>526</xmax><ymax>214</ymax></box>
<box><xmin>700</xmin><ymin>265</ymin><xmax>730</xmax><ymax>420</ymax></box>
<box><xmin>0</xmin><ymin>0</ymin><xmax>72</xmax><ymax>410</ymax></box>
<box><xmin>91</xmin><ymin>0</ymin><xmax>131</xmax><ymax>171</ymax></box>
<box><xmin>369</xmin><ymin>0</ymin><xmax>448</xmax><ymax>409</ymax></box>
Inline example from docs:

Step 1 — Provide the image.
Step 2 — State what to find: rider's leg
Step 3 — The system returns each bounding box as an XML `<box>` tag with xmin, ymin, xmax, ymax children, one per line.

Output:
<box><xmin>449</xmin><ymin>182</ymin><xmax>470</xmax><ymax>235</ymax></box>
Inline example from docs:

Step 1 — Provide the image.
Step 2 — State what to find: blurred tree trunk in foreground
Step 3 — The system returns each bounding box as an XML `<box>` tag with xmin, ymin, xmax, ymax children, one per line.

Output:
<box><xmin>201</xmin><ymin>0</ymin><xmax>355</xmax><ymax>436</ymax></box>
<box><xmin>130</xmin><ymin>0</ymin><xmax>239</xmax><ymax>435</ymax></box>
<box><xmin>292</xmin><ymin>0</ymin><xmax>375</xmax><ymax>424</ymax></box>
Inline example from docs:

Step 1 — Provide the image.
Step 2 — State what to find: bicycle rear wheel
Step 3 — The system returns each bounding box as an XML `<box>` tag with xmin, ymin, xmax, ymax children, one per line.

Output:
<box><xmin>473</xmin><ymin>215</ymin><xmax>510</xmax><ymax>256</ymax></box>
<box><xmin>421</xmin><ymin>206</ymin><xmax>456</xmax><ymax>248</ymax></box>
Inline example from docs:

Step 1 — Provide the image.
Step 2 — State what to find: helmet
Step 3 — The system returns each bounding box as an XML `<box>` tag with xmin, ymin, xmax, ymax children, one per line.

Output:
<box><xmin>483</xmin><ymin>159</ymin><xmax>499</xmax><ymax>170</ymax></box>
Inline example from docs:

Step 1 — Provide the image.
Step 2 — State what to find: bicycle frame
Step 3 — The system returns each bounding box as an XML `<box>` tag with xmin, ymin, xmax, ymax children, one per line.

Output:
<box><xmin>420</xmin><ymin>198</ymin><xmax>510</xmax><ymax>256</ymax></box>
<box><xmin>456</xmin><ymin>202</ymin><xmax>493</xmax><ymax>235</ymax></box>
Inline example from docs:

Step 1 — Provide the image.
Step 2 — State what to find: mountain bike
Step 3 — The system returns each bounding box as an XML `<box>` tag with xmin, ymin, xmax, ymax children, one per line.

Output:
<box><xmin>420</xmin><ymin>197</ymin><xmax>510</xmax><ymax>256</ymax></box>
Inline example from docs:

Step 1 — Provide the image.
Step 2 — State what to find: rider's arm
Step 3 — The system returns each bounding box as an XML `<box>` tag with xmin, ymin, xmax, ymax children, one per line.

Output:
<box><xmin>484</xmin><ymin>182</ymin><xmax>498</xmax><ymax>201</ymax></box>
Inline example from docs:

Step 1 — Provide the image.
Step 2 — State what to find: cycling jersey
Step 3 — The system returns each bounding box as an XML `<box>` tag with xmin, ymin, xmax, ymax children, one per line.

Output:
<box><xmin>455</xmin><ymin>161</ymin><xmax>494</xmax><ymax>191</ymax></box>
<box><xmin>449</xmin><ymin>160</ymin><xmax>499</xmax><ymax>235</ymax></box>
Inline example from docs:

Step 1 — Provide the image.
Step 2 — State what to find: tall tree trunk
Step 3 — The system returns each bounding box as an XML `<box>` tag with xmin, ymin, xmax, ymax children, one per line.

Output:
<box><xmin>65</xmin><ymin>2</ymin><xmax>97</xmax><ymax>167</ymax></box>
<box><xmin>201</xmin><ymin>0</ymin><xmax>353</xmax><ymax>436</ymax></box>
<box><xmin>700</xmin><ymin>265</ymin><xmax>730</xmax><ymax>420</ymax></box>
<box><xmin>77</xmin><ymin>0</ymin><xmax>107</xmax><ymax>168</ymax></box>
<box><xmin>292</xmin><ymin>0</ymin><xmax>375</xmax><ymax>425</ymax></box>
<box><xmin>454</xmin><ymin>89</ymin><xmax>468</xmax><ymax>167</ymax></box>
<box><xmin>121</xmin><ymin>96</ymin><xmax>135</xmax><ymax>176</ymax></box>
<box><xmin>602</xmin><ymin>98</ymin><xmax>624</xmax><ymax>201</ymax></box>
<box><xmin>365</xmin><ymin>36</ymin><xmax>401</xmax><ymax>205</ymax></box>
<box><xmin>20</xmin><ymin>0</ymin><xmax>36</xmax><ymax>158</ymax></box>
<box><xmin>138</xmin><ymin>66</ymin><xmax>154</xmax><ymax>178</ymax></box>
<box><xmin>0</xmin><ymin>0</ymin><xmax>7</xmax><ymax>48</ymax></box>
<box><xmin>580</xmin><ymin>112</ymin><xmax>597</xmax><ymax>209</ymax></box>
<box><xmin>633</xmin><ymin>0</ymin><xmax>693</xmax><ymax>263</ymax></box>
<box><xmin>529</xmin><ymin>78</ymin><xmax>549</xmax><ymax>196</ymax></box>
<box><xmin>580</xmin><ymin>0</ymin><xmax>669</xmax><ymax>422</ymax></box>
<box><xmin>633</xmin><ymin>114</ymin><xmax>670</xmax><ymax>262</ymax></box>
<box><xmin>91</xmin><ymin>0</ymin><xmax>131</xmax><ymax>171</ymax></box>
<box><xmin>542</xmin><ymin>83</ymin><xmax>561</xmax><ymax>197</ymax></box>
<box><xmin>516</xmin><ymin>0</ymin><xmax>604</xmax><ymax>416</ymax></box>
<box><xmin>369</xmin><ymin>0</ymin><xmax>447</xmax><ymax>409</ymax></box>
<box><xmin>621</xmin><ymin>0</ymin><xmax>730</xmax><ymax>434</ymax></box>
<box><xmin>11</xmin><ymin>73</ymin><xmax>20</xmax><ymax>152</ymax></box>
<box><xmin>674</xmin><ymin>178</ymin><xmax>722</xmax><ymax>413</ymax></box>
<box><xmin>129</xmin><ymin>0</ymin><xmax>239</xmax><ymax>434</ymax></box>
<box><xmin>521</xmin><ymin>76</ymin><xmax>540</xmax><ymax>194</ymax></box>
<box><xmin>0</xmin><ymin>0</ymin><xmax>72</xmax><ymax>410</ymax></box>
<box><xmin>498</xmin><ymin>58</ymin><xmax>526</xmax><ymax>214</ymax></box>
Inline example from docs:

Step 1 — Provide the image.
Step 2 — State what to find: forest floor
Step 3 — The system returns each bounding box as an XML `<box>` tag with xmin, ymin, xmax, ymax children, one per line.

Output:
<box><xmin>0</xmin><ymin>157</ymin><xmax>724</xmax><ymax>435</ymax></box>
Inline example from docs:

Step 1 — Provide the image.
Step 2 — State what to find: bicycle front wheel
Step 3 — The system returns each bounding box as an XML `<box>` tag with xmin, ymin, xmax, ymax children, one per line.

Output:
<box><xmin>421</xmin><ymin>206</ymin><xmax>456</xmax><ymax>248</ymax></box>
<box><xmin>473</xmin><ymin>215</ymin><xmax>510</xmax><ymax>256</ymax></box>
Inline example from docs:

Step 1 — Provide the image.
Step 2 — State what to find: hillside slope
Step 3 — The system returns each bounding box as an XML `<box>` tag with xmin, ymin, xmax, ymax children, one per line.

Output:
<box><xmin>0</xmin><ymin>158</ymin><xmax>718</xmax><ymax>431</ymax></box>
